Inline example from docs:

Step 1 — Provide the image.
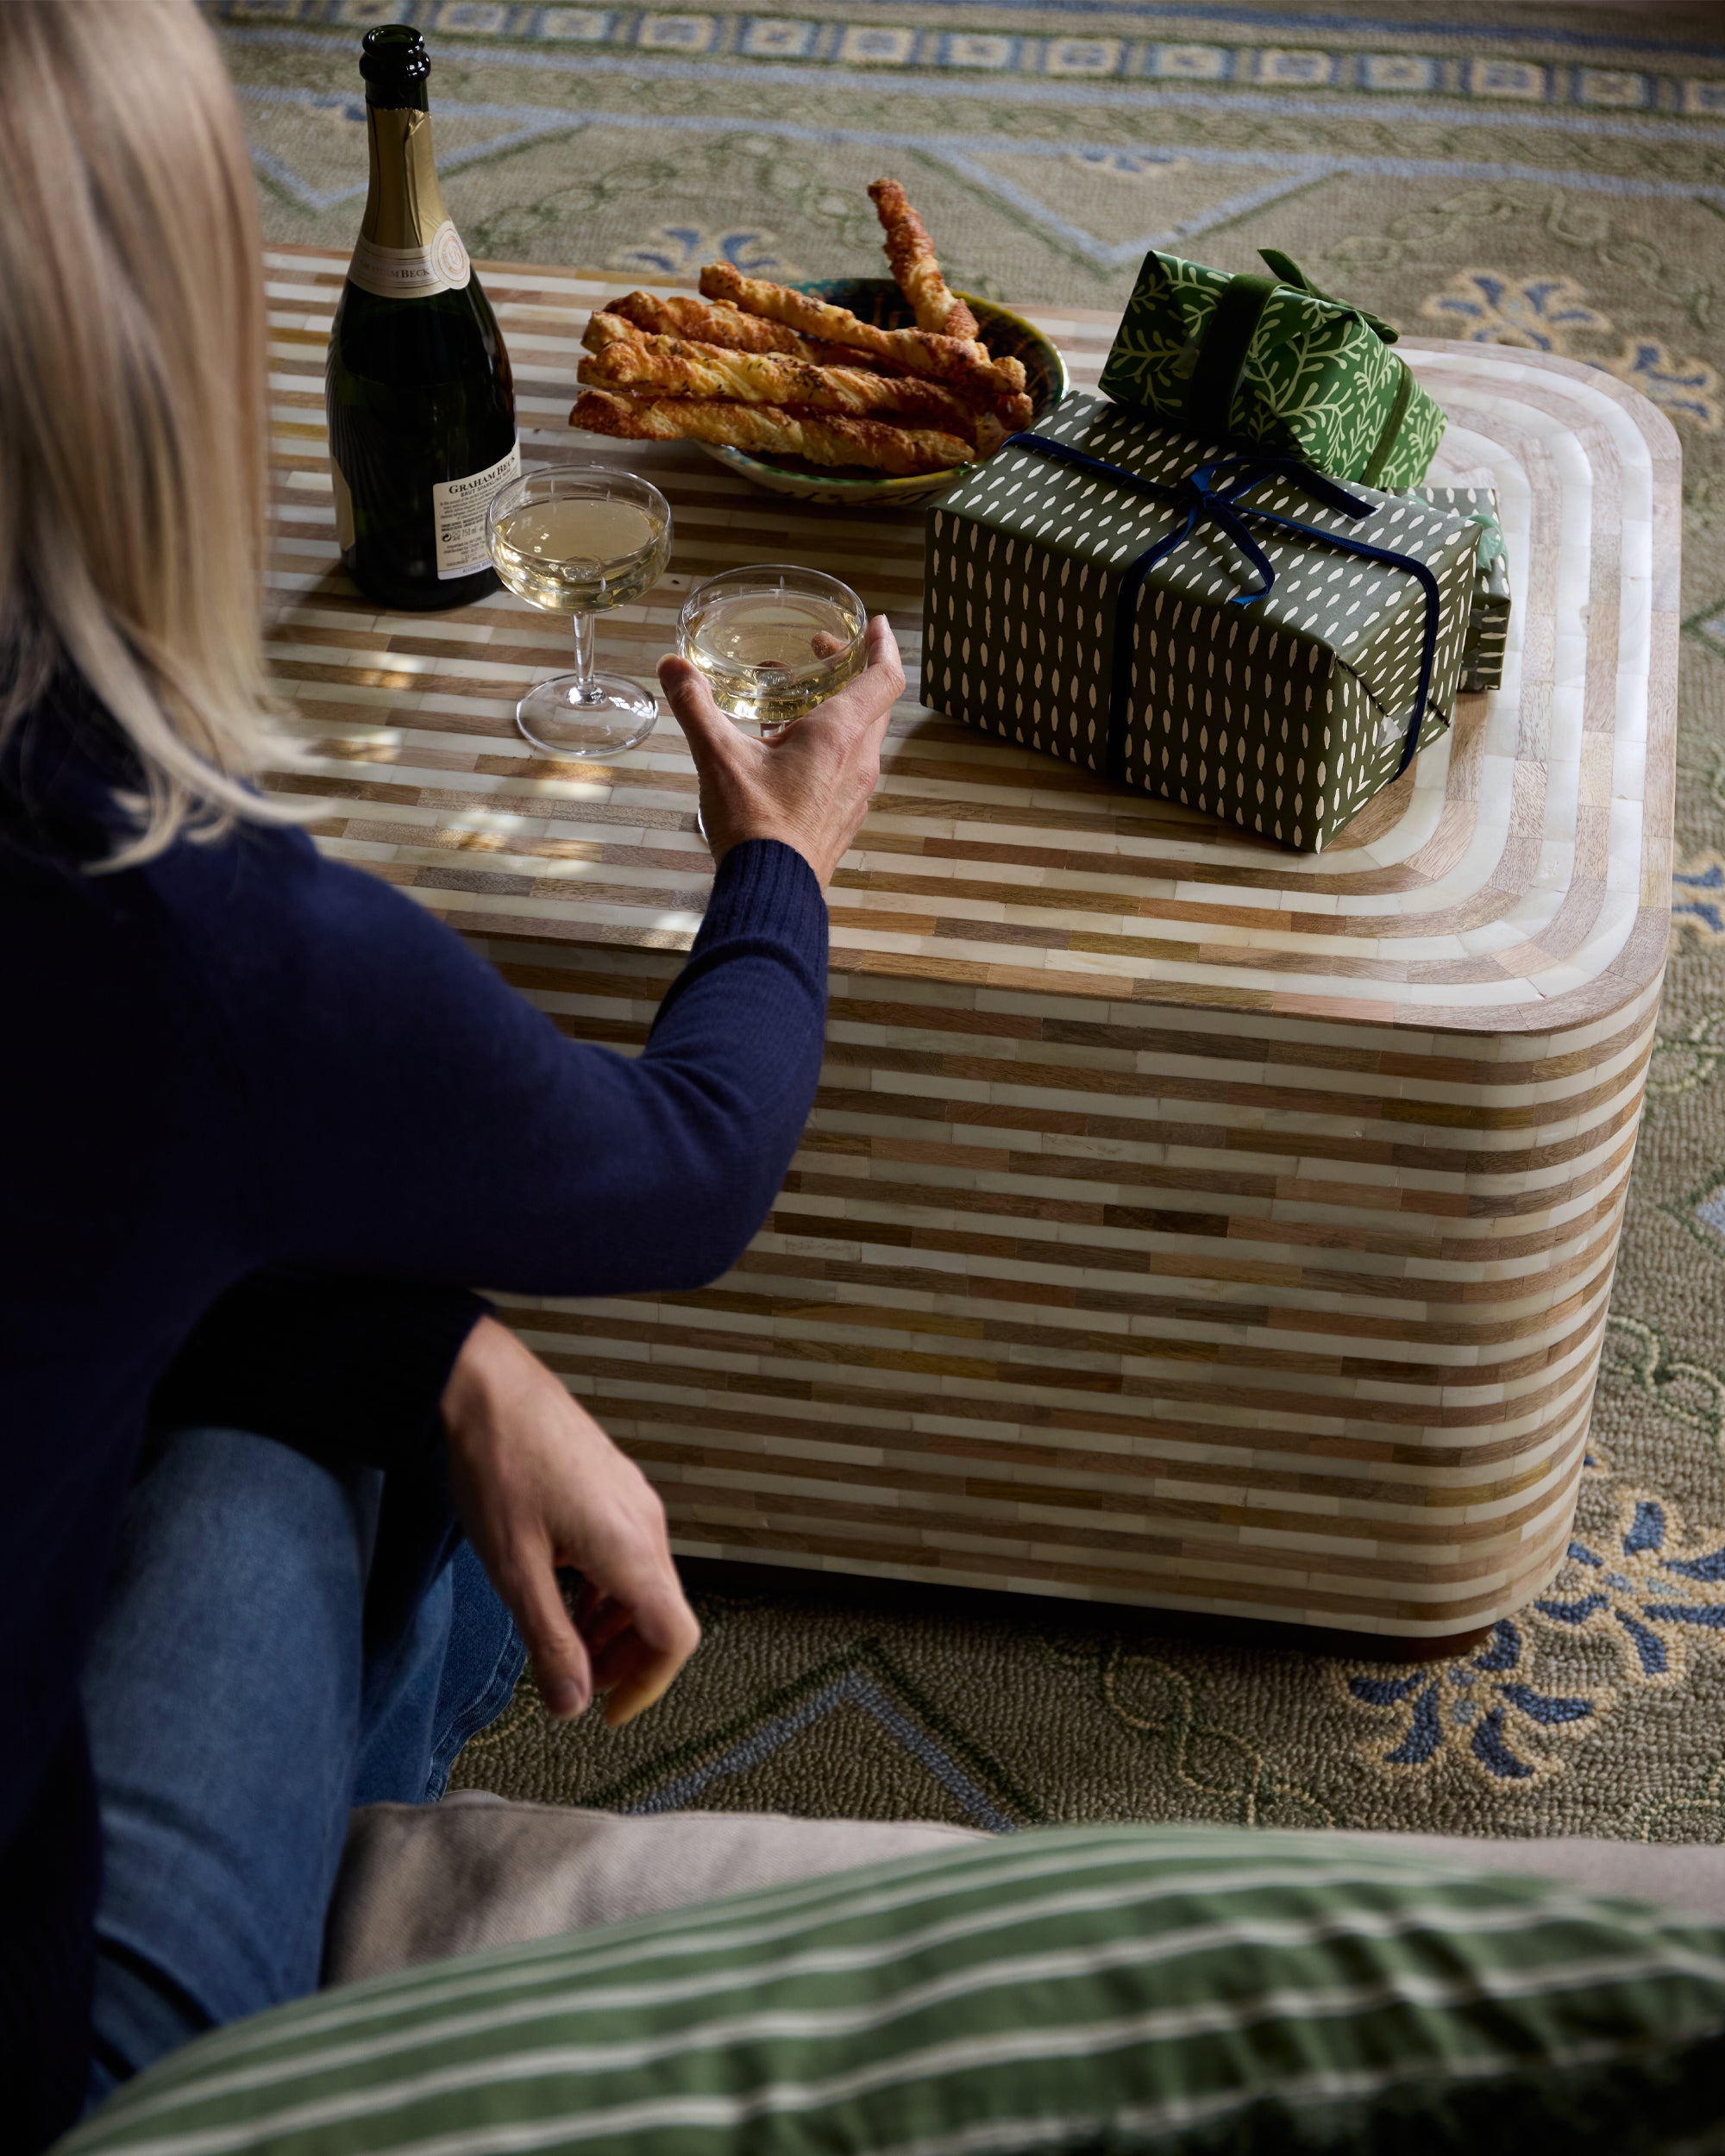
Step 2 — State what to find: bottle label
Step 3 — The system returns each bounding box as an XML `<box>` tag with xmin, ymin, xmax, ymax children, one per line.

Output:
<box><xmin>348</xmin><ymin>220</ymin><xmax>472</xmax><ymax>299</ymax></box>
<box><xmin>433</xmin><ymin>442</ymin><xmax>522</xmax><ymax>580</ymax></box>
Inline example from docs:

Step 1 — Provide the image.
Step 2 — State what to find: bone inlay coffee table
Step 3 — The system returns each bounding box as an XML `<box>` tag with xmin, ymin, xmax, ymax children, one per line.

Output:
<box><xmin>264</xmin><ymin>245</ymin><xmax>1677</xmax><ymax>1648</ymax></box>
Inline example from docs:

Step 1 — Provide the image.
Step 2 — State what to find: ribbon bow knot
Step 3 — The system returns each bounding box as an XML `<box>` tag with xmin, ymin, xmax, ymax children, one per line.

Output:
<box><xmin>1000</xmin><ymin>430</ymin><xmax>1443</xmax><ymax>792</ymax></box>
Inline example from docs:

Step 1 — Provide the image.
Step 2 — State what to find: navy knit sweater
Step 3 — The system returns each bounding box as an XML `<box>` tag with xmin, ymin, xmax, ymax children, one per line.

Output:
<box><xmin>0</xmin><ymin>691</ymin><xmax>829</xmax><ymax>2148</ymax></box>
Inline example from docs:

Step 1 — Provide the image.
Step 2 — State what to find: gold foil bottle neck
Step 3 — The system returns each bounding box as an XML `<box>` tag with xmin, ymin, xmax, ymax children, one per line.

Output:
<box><xmin>361</xmin><ymin>106</ymin><xmax>449</xmax><ymax>250</ymax></box>
<box><xmin>348</xmin><ymin>103</ymin><xmax>471</xmax><ymax>296</ymax></box>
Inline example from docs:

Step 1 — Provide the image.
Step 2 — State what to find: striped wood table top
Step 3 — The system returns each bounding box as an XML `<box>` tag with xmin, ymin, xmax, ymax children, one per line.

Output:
<box><xmin>265</xmin><ymin>244</ymin><xmax>1678</xmax><ymax>1645</ymax></box>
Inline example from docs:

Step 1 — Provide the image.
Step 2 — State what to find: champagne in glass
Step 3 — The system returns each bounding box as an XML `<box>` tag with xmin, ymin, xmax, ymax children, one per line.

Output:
<box><xmin>678</xmin><ymin>567</ymin><xmax>867</xmax><ymax>734</ymax></box>
<box><xmin>487</xmin><ymin>467</ymin><xmax>672</xmax><ymax>757</ymax></box>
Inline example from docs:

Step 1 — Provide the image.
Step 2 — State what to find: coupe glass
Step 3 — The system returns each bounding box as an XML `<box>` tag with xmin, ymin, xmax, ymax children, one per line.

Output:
<box><xmin>676</xmin><ymin>564</ymin><xmax>867</xmax><ymax>736</ymax></box>
<box><xmin>486</xmin><ymin>465</ymin><xmax>672</xmax><ymax>757</ymax></box>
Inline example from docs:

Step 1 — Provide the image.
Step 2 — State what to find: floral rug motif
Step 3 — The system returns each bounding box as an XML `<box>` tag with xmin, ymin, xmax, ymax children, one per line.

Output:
<box><xmin>215</xmin><ymin>0</ymin><xmax>1725</xmax><ymax>1839</ymax></box>
<box><xmin>1420</xmin><ymin>269</ymin><xmax>1722</xmax><ymax>430</ymax></box>
<box><xmin>1341</xmin><ymin>1451</ymin><xmax>1725</xmax><ymax>1790</ymax></box>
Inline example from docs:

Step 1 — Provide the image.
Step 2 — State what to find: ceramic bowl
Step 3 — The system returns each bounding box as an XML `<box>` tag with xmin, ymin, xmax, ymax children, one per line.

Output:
<box><xmin>697</xmin><ymin>279</ymin><xmax>1068</xmax><ymax>509</ymax></box>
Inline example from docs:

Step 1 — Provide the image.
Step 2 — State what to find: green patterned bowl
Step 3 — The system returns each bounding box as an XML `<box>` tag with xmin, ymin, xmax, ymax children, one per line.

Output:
<box><xmin>697</xmin><ymin>279</ymin><xmax>1067</xmax><ymax>509</ymax></box>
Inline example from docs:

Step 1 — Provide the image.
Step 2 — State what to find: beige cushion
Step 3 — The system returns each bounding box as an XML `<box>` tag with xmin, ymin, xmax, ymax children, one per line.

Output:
<box><xmin>1331</xmin><ymin>1829</ymin><xmax>1725</xmax><ymax>1914</ymax></box>
<box><xmin>326</xmin><ymin>1794</ymin><xmax>1725</xmax><ymax>1989</ymax></box>
<box><xmin>325</xmin><ymin>1792</ymin><xmax>982</xmax><ymax>1984</ymax></box>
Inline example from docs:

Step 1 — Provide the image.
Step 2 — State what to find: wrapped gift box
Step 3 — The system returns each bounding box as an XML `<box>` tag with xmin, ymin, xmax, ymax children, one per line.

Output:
<box><xmin>921</xmin><ymin>393</ymin><xmax>1482</xmax><ymax>852</ymax></box>
<box><xmin>1098</xmin><ymin>248</ymin><xmax>1445</xmax><ymax>490</ymax></box>
<box><xmin>1403</xmin><ymin>484</ymin><xmax>1511</xmax><ymax>693</ymax></box>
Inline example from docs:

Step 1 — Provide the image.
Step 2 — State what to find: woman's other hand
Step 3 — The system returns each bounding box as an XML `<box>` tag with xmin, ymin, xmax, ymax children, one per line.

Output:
<box><xmin>658</xmin><ymin>613</ymin><xmax>905</xmax><ymax>888</ymax></box>
<box><xmin>440</xmin><ymin>1315</ymin><xmax>700</xmax><ymax>1727</ymax></box>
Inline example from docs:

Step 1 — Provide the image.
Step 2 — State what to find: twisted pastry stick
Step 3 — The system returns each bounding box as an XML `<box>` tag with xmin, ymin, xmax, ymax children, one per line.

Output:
<box><xmin>699</xmin><ymin>262</ymin><xmax>1025</xmax><ymax>397</ymax></box>
<box><xmin>597</xmin><ymin>293</ymin><xmax>916</xmax><ymax>376</ymax></box>
<box><xmin>600</xmin><ymin>291</ymin><xmax>809</xmax><ymax>355</ymax></box>
<box><xmin>595</xmin><ymin>293</ymin><xmax>914</xmax><ymax>377</ymax></box>
<box><xmin>586</xmin><ymin>310</ymin><xmax>1026</xmax><ymax>443</ymax></box>
<box><xmin>570</xmin><ymin>388</ymin><xmax>974</xmax><ymax>475</ymax></box>
<box><xmin>868</xmin><ymin>177</ymin><xmax>981</xmax><ymax>342</ymax></box>
<box><xmin>580</xmin><ymin>318</ymin><xmax>991</xmax><ymax>443</ymax></box>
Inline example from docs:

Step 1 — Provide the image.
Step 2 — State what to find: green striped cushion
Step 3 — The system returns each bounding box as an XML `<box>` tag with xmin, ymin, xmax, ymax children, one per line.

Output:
<box><xmin>60</xmin><ymin>1826</ymin><xmax>1725</xmax><ymax>2155</ymax></box>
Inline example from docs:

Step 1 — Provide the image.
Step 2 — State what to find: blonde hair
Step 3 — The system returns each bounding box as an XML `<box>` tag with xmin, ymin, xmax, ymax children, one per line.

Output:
<box><xmin>0</xmin><ymin>0</ymin><xmax>292</xmax><ymax>866</ymax></box>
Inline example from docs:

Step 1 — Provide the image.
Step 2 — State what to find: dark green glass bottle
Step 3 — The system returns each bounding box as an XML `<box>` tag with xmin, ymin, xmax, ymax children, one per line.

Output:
<box><xmin>325</xmin><ymin>25</ymin><xmax>517</xmax><ymax>611</ymax></box>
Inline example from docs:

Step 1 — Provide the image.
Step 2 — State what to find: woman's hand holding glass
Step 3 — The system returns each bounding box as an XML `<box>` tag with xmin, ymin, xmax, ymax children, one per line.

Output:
<box><xmin>658</xmin><ymin>613</ymin><xmax>905</xmax><ymax>889</ymax></box>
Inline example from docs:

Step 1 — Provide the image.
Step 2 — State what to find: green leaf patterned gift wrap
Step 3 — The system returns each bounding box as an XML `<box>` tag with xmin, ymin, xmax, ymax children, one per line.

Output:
<box><xmin>1100</xmin><ymin>248</ymin><xmax>1446</xmax><ymax>490</ymax></box>
<box><xmin>921</xmin><ymin>393</ymin><xmax>1481</xmax><ymax>852</ymax></box>
<box><xmin>1403</xmin><ymin>483</ymin><xmax>1512</xmax><ymax>693</ymax></box>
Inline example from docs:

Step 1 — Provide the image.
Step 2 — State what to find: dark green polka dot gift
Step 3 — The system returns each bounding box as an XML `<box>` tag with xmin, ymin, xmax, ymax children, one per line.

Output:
<box><xmin>920</xmin><ymin>392</ymin><xmax>1482</xmax><ymax>852</ymax></box>
<box><xmin>1100</xmin><ymin>248</ymin><xmax>1446</xmax><ymax>490</ymax></box>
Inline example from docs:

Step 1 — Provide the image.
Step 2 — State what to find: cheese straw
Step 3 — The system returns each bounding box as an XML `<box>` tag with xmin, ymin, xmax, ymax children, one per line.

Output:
<box><xmin>570</xmin><ymin>387</ymin><xmax>975</xmax><ymax>475</ymax></box>
<box><xmin>580</xmin><ymin>317</ymin><xmax>994</xmax><ymax>444</ymax></box>
<box><xmin>699</xmin><ymin>262</ymin><xmax>1026</xmax><ymax>398</ymax></box>
<box><xmin>868</xmin><ymin>176</ymin><xmax>982</xmax><ymax>342</ymax></box>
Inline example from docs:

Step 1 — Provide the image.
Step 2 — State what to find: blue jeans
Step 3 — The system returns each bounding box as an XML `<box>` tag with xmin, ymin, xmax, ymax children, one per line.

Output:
<box><xmin>79</xmin><ymin>1426</ymin><xmax>525</xmax><ymax>2107</ymax></box>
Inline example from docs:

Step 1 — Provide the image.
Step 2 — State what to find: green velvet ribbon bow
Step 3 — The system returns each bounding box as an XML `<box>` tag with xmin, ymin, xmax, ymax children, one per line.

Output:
<box><xmin>1465</xmin><ymin>508</ymin><xmax>1507</xmax><ymax>569</ymax></box>
<box><xmin>1257</xmin><ymin>249</ymin><xmax>1399</xmax><ymax>346</ymax></box>
<box><xmin>1181</xmin><ymin>249</ymin><xmax>1410</xmax><ymax>486</ymax></box>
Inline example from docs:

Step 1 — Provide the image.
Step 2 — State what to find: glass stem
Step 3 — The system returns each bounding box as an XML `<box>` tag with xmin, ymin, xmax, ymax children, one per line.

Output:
<box><xmin>570</xmin><ymin>609</ymin><xmax>599</xmax><ymax>705</ymax></box>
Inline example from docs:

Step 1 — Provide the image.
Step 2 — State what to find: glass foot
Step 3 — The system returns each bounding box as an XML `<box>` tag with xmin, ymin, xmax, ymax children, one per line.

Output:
<box><xmin>516</xmin><ymin>671</ymin><xmax>658</xmax><ymax>758</ymax></box>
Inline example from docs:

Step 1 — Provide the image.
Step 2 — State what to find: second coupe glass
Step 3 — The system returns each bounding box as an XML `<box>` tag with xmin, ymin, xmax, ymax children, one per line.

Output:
<box><xmin>487</xmin><ymin>464</ymin><xmax>672</xmax><ymax>757</ymax></box>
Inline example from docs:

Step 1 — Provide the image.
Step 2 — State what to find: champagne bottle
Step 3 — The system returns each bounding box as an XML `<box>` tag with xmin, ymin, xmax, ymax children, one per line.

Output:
<box><xmin>325</xmin><ymin>25</ymin><xmax>518</xmax><ymax>610</ymax></box>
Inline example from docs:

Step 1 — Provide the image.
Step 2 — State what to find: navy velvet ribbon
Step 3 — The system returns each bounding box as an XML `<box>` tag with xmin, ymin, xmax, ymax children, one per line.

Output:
<box><xmin>1000</xmin><ymin>432</ymin><xmax>1440</xmax><ymax>789</ymax></box>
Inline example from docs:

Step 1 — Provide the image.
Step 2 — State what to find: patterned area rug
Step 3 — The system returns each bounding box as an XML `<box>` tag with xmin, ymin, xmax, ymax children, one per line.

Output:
<box><xmin>221</xmin><ymin>0</ymin><xmax>1725</xmax><ymax>1839</ymax></box>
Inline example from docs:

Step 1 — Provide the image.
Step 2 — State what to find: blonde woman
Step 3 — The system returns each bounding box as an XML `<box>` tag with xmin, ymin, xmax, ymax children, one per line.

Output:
<box><xmin>0</xmin><ymin>3</ymin><xmax>902</xmax><ymax>2143</ymax></box>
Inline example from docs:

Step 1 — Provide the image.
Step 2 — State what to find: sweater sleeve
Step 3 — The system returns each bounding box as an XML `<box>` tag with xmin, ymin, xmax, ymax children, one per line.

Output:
<box><xmin>148</xmin><ymin>1268</ymin><xmax>488</xmax><ymax>1470</ymax></box>
<box><xmin>180</xmin><ymin>835</ymin><xmax>829</xmax><ymax>1298</ymax></box>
